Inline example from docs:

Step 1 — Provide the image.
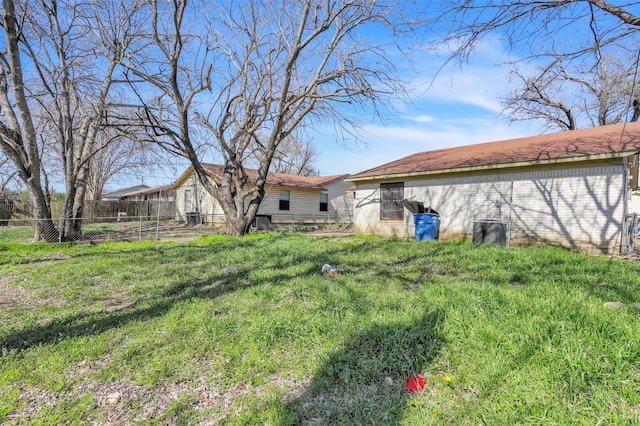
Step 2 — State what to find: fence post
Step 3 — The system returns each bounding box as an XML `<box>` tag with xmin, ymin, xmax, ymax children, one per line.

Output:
<box><xmin>58</xmin><ymin>218</ymin><xmax>63</xmax><ymax>243</ymax></box>
<box><xmin>156</xmin><ymin>202</ymin><xmax>161</xmax><ymax>240</ymax></box>
<box><xmin>156</xmin><ymin>216</ymin><xmax>160</xmax><ymax>241</ymax></box>
<box><xmin>139</xmin><ymin>215</ymin><xmax>142</xmax><ymax>241</ymax></box>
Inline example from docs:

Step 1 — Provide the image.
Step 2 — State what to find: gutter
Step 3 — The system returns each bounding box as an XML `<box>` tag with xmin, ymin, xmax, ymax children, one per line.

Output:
<box><xmin>346</xmin><ymin>151</ymin><xmax>638</xmax><ymax>183</ymax></box>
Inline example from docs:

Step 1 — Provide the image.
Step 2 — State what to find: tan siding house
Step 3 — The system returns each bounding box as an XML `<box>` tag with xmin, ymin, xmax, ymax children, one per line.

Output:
<box><xmin>347</xmin><ymin>123</ymin><xmax>640</xmax><ymax>254</ymax></box>
<box><xmin>173</xmin><ymin>164</ymin><xmax>352</xmax><ymax>226</ymax></box>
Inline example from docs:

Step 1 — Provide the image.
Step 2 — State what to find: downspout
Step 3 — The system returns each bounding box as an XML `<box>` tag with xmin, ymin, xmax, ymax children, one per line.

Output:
<box><xmin>507</xmin><ymin>180</ymin><xmax>514</xmax><ymax>248</ymax></box>
<box><xmin>621</xmin><ymin>157</ymin><xmax>630</xmax><ymax>255</ymax></box>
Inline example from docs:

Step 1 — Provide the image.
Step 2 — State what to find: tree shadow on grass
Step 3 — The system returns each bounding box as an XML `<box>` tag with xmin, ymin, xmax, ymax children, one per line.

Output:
<box><xmin>0</xmin><ymin>234</ymin><xmax>332</xmax><ymax>353</ymax></box>
<box><xmin>0</xmin><ymin>235</ymin><xmax>440</xmax><ymax>356</ymax></box>
<box><xmin>279</xmin><ymin>309</ymin><xmax>444</xmax><ymax>425</ymax></box>
<box><xmin>0</xmin><ymin>264</ymin><xmax>287</xmax><ymax>353</ymax></box>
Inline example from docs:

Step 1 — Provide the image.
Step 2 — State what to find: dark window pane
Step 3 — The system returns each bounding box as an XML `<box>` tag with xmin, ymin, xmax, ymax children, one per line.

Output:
<box><xmin>320</xmin><ymin>193</ymin><xmax>328</xmax><ymax>212</ymax></box>
<box><xmin>279</xmin><ymin>190</ymin><xmax>290</xmax><ymax>211</ymax></box>
<box><xmin>380</xmin><ymin>182</ymin><xmax>404</xmax><ymax>220</ymax></box>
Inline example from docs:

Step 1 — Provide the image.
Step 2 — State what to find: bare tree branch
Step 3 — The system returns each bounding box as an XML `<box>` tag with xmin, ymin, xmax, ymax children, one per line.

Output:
<box><xmin>428</xmin><ymin>1</ymin><xmax>640</xmax><ymax>67</ymax></box>
<box><xmin>502</xmin><ymin>49</ymin><xmax>640</xmax><ymax>131</ymax></box>
<box><xmin>109</xmin><ymin>0</ymin><xmax>416</xmax><ymax>235</ymax></box>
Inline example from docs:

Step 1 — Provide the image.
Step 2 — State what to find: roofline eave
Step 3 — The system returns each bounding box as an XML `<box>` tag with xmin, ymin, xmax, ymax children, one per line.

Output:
<box><xmin>345</xmin><ymin>151</ymin><xmax>638</xmax><ymax>183</ymax></box>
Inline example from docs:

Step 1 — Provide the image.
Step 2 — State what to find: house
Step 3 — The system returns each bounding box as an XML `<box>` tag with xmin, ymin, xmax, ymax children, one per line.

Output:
<box><xmin>120</xmin><ymin>185</ymin><xmax>176</xmax><ymax>202</ymax></box>
<box><xmin>172</xmin><ymin>163</ymin><xmax>353</xmax><ymax>227</ymax></box>
<box><xmin>346</xmin><ymin>123</ymin><xmax>640</xmax><ymax>254</ymax></box>
<box><xmin>100</xmin><ymin>184</ymin><xmax>150</xmax><ymax>201</ymax></box>
<box><xmin>91</xmin><ymin>185</ymin><xmax>176</xmax><ymax>220</ymax></box>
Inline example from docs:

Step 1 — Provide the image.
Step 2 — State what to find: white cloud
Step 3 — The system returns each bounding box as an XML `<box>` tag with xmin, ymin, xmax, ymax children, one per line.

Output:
<box><xmin>312</xmin><ymin>38</ymin><xmax>542</xmax><ymax>176</ymax></box>
<box><xmin>314</xmin><ymin>118</ymin><xmax>538</xmax><ymax>176</ymax></box>
<box><xmin>411</xmin><ymin>115</ymin><xmax>435</xmax><ymax>123</ymax></box>
<box><xmin>404</xmin><ymin>36</ymin><xmax>519</xmax><ymax>113</ymax></box>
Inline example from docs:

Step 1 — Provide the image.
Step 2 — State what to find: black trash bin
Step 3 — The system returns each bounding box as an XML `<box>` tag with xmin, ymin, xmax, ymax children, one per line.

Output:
<box><xmin>472</xmin><ymin>220</ymin><xmax>507</xmax><ymax>246</ymax></box>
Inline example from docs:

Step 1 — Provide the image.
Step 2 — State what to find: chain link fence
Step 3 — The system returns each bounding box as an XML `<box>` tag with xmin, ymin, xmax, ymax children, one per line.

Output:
<box><xmin>0</xmin><ymin>213</ymin><xmax>351</xmax><ymax>244</ymax></box>
<box><xmin>0</xmin><ymin>216</ymin><xmax>221</xmax><ymax>244</ymax></box>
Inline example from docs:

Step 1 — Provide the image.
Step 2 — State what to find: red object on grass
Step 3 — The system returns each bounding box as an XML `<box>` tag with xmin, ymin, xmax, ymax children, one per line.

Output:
<box><xmin>405</xmin><ymin>374</ymin><xmax>426</xmax><ymax>392</ymax></box>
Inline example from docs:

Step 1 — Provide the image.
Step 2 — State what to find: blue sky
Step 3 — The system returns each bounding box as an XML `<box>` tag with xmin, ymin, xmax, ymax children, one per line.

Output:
<box><xmin>123</xmin><ymin>40</ymin><xmax>539</xmax><ymax>189</ymax></box>
<box><xmin>111</xmin><ymin>13</ymin><xmax>548</xmax><ymax>189</ymax></box>
<box><xmin>311</xmin><ymin>38</ymin><xmax>540</xmax><ymax>177</ymax></box>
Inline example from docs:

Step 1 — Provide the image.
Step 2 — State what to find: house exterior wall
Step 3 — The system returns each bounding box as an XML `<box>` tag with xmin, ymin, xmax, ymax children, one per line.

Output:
<box><xmin>326</xmin><ymin>179</ymin><xmax>354</xmax><ymax>223</ymax></box>
<box><xmin>352</xmin><ymin>159</ymin><xmax>627</xmax><ymax>253</ymax></box>
<box><xmin>174</xmin><ymin>172</ymin><xmax>353</xmax><ymax>225</ymax></box>
<box><xmin>174</xmin><ymin>174</ymin><xmax>221</xmax><ymax>222</ymax></box>
<box><xmin>260</xmin><ymin>186</ymin><xmax>328</xmax><ymax>223</ymax></box>
<box><xmin>628</xmin><ymin>192</ymin><xmax>640</xmax><ymax>214</ymax></box>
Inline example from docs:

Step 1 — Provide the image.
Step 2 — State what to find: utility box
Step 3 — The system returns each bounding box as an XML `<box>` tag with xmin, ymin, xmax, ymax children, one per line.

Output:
<box><xmin>253</xmin><ymin>214</ymin><xmax>273</xmax><ymax>230</ymax></box>
<box><xmin>472</xmin><ymin>220</ymin><xmax>507</xmax><ymax>246</ymax></box>
<box><xmin>186</xmin><ymin>212</ymin><xmax>200</xmax><ymax>225</ymax></box>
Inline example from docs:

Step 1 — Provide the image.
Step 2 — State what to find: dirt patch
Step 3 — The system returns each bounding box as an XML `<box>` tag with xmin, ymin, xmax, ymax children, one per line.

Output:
<box><xmin>102</xmin><ymin>288</ymin><xmax>136</xmax><ymax>313</ymax></box>
<box><xmin>5</xmin><ymin>374</ymin><xmax>310</xmax><ymax>425</ymax></box>
<box><xmin>306</xmin><ymin>230</ymin><xmax>355</xmax><ymax>238</ymax></box>
<box><xmin>46</xmin><ymin>252</ymin><xmax>72</xmax><ymax>260</ymax></box>
<box><xmin>0</xmin><ymin>277</ymin><xmax>65</xmax><ymax>310</ymax></box>
<box><xmin>0</xmin><ymin>278</ymin><xmax>28</xmax><ymax>308</ymax></box>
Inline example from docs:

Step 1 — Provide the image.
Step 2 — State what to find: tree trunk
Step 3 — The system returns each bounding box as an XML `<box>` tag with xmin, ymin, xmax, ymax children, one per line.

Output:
<box><xmin>1</xmin><ymin>0</ymin><xmax>58</xmax><ymax>242</ymax></box>
<box><xmin>225</xmin><ymin>214</ymin><xmax>251</xmax><ymax>237</ymax></box>
<box><xmin>61</xmin><ymin>164</ymin><xmax>90</xmax><ymax>241</ymax></box>
<box><xmin>217</xmin><ymin>186</ymin><xmax>254</xmax><ymax>237</ymax></box>
<box><xmin>31</xmin><ymin>192</ymin><xmax>58</xmax><ymax>242</ymax></box>
<box><xmin>631</xmin><ymin>100</ymin><xmax>640</xmax><ymax>122</ymax></box>
<box><xmin>212</xmin><ymin>161</ymin><xmax>265</xmax><ymax>237</ymax></box>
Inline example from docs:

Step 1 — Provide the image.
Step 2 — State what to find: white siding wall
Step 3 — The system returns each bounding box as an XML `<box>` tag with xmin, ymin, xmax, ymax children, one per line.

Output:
<box><xmin>628</xmin><ymin>193</ymin><xmax>640</xmax><ymax>214</ymax></box>
<box><xmin>326</xmin><ymin>179</ymin><xmax>354</xmax><ymax>223</ymax></box>
<box><xmin>174</xmin><ymin>171</ymin><xmax>351</xmax><ymax>224</ymax></box>
<box><xmin>174</xmin><ymin>174</ymin><xmax>221</xmax><ymax>222</ymax></box>
<box><xmin>353</xmin><ymin>160</ymin><xmax>627</xmax><ymax>253</ymax></box>
<box><xmin>260</xmin><ymin>187</ymin><xmax>329</xmax><ymax>223</ymax></box>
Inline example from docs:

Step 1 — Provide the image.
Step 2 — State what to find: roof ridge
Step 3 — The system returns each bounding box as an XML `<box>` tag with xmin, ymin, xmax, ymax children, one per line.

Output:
<box><xmin>349</xmin><ymin>122</ymin><xmax>640</xmax><ymax>179</ymax></box>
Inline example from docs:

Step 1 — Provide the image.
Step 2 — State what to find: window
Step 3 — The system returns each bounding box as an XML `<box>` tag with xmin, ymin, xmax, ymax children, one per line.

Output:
<box><xmin>184</xmin><ymin>189</ymin><xmax>192</xmax><ymax>212</ymax></box>
<box><xmin>319</xmin><ymin>193</ymin><xmax>328</xmax><ymax>212</ymax></box>
<box><xmin>380</xmin><ymin>182</ymin><xmax>404</xmax><ymax>220</ymax></box>
<box><xmin>279</xmin><ymin>190</ymin><xmax>290</xmax><ymax>210</ymax></box>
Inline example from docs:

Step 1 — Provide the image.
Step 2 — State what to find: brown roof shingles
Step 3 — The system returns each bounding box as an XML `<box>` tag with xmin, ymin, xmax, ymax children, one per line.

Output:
<box><xmin>349</xmin><ymin>123</ymin><xmax>640</xmax><ymax>180</ymax></box>
<box><xmin>193</xmin><ymin>163</ymin><xmax>348</xmax><ymax>190</ymax></box>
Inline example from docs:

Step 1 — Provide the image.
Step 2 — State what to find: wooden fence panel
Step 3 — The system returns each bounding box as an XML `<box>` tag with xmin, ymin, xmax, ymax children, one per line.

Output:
<box><xmin>83</xmin><ymin>200</ymin><xmax>176</xmax><ymax>221</ymax></box>
<box><xmin>0</xmin><ymin>198</ymin><xmax>15</xmax><ymax>224</ymax></box>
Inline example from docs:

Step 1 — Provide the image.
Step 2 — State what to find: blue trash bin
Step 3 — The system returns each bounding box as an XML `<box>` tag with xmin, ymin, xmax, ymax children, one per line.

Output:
<box><xmin>413</xmin><ymin>213</ymin><xmax>440</xmax><ymax>241</ymax></box>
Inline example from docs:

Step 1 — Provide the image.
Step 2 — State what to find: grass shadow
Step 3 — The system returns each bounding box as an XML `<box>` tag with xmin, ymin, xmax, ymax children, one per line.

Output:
<box><xmin>279</xmin><ymin>309</ymin><xmax>444</xmax><ymax>425</ymax></box>
<box><xmin>0</xmin><ymin>265</ymin><xmax>257</xmax><ymax>353</ymax></box>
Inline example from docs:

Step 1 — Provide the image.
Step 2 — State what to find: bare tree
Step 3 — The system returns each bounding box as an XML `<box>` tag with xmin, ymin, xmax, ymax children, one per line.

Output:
<box><xmin>270</xmin><ymin>135</ymin><xmax>320</xmax><ymax>177</ymax></box>
<box><xmin>0</xmin><ymin>151</ymin><xmax>18</xmax><ymax>194</ymax></box>
<box><xmin>503</xmin><ymin>51</ymin><xmax>640</xmax><ymax>131</ymax></box>
<box><xmin>0</xmin><ymin>0</ymin><xmax>58</xmax><ymax>240</ymax></box>
<box><xmin>246</xmin><ymin>131</ymin><xmax>319</xmax><ymax>177</ymax></box>
<box><xmin>0</xmin><ymin>0</ymin><xmax>141</xmax><ymax>241</ymax></box>
<box><xmin>430</xmin><ymin>1</ymin><xmax>640</xmax><ymax>133</ymax></box>
<box><xmin>429</xmin><ymin>1</ymin><xmax>640</xmax><ymax>64</ymax></box>
<box><xmin>114</xmin><ymin>0</ymin><xmax>417</xmax><ymax>236</ymax></box>
<box><xmin>86</xmin><ymin>130</ymin><xmax>162</xmax><ymax>200</ymax></box>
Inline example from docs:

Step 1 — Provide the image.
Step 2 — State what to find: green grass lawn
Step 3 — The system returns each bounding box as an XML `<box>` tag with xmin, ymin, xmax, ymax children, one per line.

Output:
<box><xmin>0</xmin><ymin>234</ymin><xmax>639</xmax><ymax>425</ymax></box>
